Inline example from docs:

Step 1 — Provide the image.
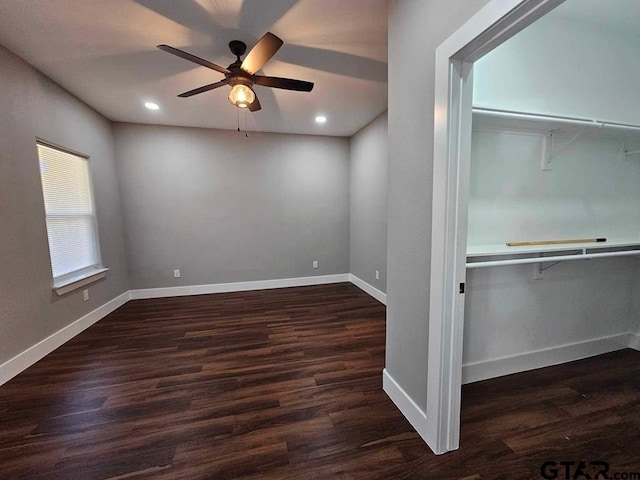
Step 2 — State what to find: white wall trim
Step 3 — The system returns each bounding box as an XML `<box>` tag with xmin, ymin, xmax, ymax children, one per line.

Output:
<box><xmin>383</xmin><ymin>368</ymin><xmax>429</xmax><ymax>442</ymax></box>
<box><xmin>384</xmin><ymin>330</ymin><xmax>640</xmax><ymax>450</ymax></box>
<box><xmin>53</xmin><ymin>267</ymin><xmax>109</xmax><ymax>296</ymax></box>
<box><xmin>129</xmin><ymin>274</ymin><xmax>351</xmax><ymax>300</ymax></box>
<box><xmin>349</xmin><ymin>274</ymin><xmax>387</xmax><ymax>305</ymax></box>
<box><xmin>428</xmin><ymin>0</ymin><xmax>567</xmax><ymax>454</ymax></box>
<box><xmin>0</xmin><ymin>291</ymin><xmax>130</xmax><ymax>386</ymax></box>
<box><xmin>462</xmin><ymin>333</ymin><xmax>631</xmax><ymax>384</ymax></box>
<box><xmin>627</xmin><ymin>331</ymin><xmax>640</xmax><ymax>351</ymax></box>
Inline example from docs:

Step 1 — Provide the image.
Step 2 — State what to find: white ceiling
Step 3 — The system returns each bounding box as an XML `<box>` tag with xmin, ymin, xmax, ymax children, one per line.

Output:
<box><xmin>0</xmin><ymin>0</ymin><xmax>389</xmax><ymax>137</ymax></box>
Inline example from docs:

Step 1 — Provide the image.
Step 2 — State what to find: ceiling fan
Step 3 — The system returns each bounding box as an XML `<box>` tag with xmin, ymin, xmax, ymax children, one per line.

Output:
<box><xmin>157</xmin><ymin>32</ymin><xmax>314</xmax><ymax>112</ymax></box>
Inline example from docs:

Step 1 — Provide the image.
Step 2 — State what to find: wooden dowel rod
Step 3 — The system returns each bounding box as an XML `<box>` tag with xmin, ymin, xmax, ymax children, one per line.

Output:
<box><xmin>506</xmin><ymin>238</ymin><xmax>606</xmax><ymax>247</ymax></box>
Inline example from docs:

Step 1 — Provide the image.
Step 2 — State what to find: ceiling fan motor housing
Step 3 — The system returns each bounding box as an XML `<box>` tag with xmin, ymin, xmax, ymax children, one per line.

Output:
<box><xmin>228</xmin><ymin>40</ymin><xmax>247</xmax><ymax>58</ymax></box>
<box><xmin>226</xmin><ymin>66</ymin><xmax>254</xmax><ymax>88</ymax></box>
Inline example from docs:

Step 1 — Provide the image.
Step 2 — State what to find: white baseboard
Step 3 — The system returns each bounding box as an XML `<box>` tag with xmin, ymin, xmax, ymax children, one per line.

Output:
<box><xmin>462</xmin><ymin>332</ymin><xmax>631</xmax><ymax>384</ymax></box>
<box><xmin>129</xmin><ymin>274</ymin><xmax>351</xmax><ymax>300</ymax></box>
<box><xmin>0</xmin><ymin>291</ymin><xmax>130</xmax><ymax>386</ymax></box>
<box><xmin>382</xmin><ymin>368</ymin><xmax>429</xmax><ymax>443</ymax></box>
<box><xmin>349</xmin><ymin>274</ymin><xmax>387</xmax><ymax>305</ymax></box>
<box><xmin>627</xmin><ymin>331</ymin><xmax>640</xmax><ymax>351</ymax></box>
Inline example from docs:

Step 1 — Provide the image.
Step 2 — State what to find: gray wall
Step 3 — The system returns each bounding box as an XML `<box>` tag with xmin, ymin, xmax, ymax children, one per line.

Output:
<box><xmin>0</xmin><ymin>46</ymin><xmax>129</xmax><ymax>365</ymax></box>
<box><xmin>386</xmin><ymin>0</ymin><xmax>490</xmax><ymax>408</ymax></box>
<box><xmin>349</xmin><ymin>112</ymin><xmax>388</xmax><ymax>292</ymax></box>
<box><xmin>113</xmin><ymin>123</ymin><xmax>350</xmax><ymax>289</ymax></box>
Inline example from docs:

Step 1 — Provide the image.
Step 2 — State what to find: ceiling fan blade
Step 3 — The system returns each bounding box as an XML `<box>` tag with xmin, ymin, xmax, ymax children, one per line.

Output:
<box><xmin>241</xmin><ymin>32</ymin><xmax>283</xmax><ymax>75</ymax></box>
<box><xmin>157</xmin><ymin>44</ymin><xmax>230</xmax><ymax>75</ymax></box>
<box><xmin>248</xmin><ymin>95</ymin><xmax>261</xmax><ymax>112</ymax></box>
<box><xmin>254</xmin><ymin>75</ymin><xmax>314</xmax><ymax>92</ymax></box>
<box><xmin>178</xmin><ymin>79</ymin><xmax>229</xmax><ymax>98</ymax></box>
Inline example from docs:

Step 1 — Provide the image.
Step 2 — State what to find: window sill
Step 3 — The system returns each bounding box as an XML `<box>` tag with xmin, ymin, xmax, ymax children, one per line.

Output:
<box><xmin>53</xmin><ymin>267</ymin><xmax>109</xmax><ymax>296</ymax></box>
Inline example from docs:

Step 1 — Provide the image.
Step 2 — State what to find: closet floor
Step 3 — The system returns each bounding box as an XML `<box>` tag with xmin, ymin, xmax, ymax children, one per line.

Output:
<box><xmin>0</xmin><ymin>283</ymin><xmax>638</xmax><ymax>479</ymax></box>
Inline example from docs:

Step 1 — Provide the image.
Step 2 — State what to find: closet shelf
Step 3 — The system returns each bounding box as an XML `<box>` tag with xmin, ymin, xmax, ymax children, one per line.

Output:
<box><xmin>467</xmin><ymin>238</ymin><xmax>640</xmax><ymax>269</ymax></box>
<box><xmin>472</xmin><ymin>107</ymin><xmax>640</xmax><ymax>146</ymax></box>
<box><xmin>468</xmin><ymin>238</ymin><xmax>640</xmax><ymax>258</ymax></box>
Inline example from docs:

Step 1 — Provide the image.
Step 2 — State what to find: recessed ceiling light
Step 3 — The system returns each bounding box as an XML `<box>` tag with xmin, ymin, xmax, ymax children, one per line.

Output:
<box><xmin>145</xmin><ymin>102</ymin><xmax>160</xmax><ymax>110</ymax></box>
<box><xmin>315</xmin><ymin>115</ymin><xmax>327</xmax><ymax>124</ymax></box>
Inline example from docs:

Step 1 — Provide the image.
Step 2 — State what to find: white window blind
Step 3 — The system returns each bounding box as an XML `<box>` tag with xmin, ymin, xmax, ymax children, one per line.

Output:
<box><xmin>37</xmin><ymin>143</ymin><xmax>100</xmax><ymax>281</ymax></box>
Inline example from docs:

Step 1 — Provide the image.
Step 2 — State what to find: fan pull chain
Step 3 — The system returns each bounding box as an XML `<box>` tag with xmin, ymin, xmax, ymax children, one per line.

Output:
<box><xmin>235</xmin><ymin>109</ymin><xmax>249</xmax><ymax>138</ymax></box>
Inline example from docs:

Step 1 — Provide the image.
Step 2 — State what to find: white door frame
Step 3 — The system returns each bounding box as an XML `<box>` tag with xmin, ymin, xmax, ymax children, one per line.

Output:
<box><xmin>426</xmin><ymin>0</ymin><xmax>566</xmax><ymax>454</ymax></box>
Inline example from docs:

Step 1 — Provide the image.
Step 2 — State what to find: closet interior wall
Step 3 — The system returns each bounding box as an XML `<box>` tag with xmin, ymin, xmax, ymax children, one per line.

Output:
<box><xmin>463</xmin><ymin>120</ymin><xmax>640</xmax><ymax>383</ymax></box>
<box><xmin>462</xmin><ymin>1</ymin><xmax>640</xmax><ymax>383</ymax></box>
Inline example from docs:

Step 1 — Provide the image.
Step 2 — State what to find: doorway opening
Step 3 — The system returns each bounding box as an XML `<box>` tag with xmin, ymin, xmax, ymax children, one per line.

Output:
<box><xmin>426</xmin><ymin>0</ymin><xmax>567</xmax><ymax>454</ymax></box>
<box><xmin>428</xmin><ymin>0</ymin><xmax>640</xmax><ymax>455</ymax></box>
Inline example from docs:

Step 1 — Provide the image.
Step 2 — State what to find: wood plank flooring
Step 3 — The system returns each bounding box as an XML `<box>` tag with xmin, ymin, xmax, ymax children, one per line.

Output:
<box><xmin>0</xmin><ymin>283</ymin><xmax>639</xmax><ymax>479</ymax></box>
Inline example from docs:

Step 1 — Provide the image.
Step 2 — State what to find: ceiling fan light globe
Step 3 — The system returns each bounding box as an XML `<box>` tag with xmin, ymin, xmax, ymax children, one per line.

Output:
<box><xmin>228</xmin><ymin>84</ymin><xmax>255</xmax><ymax>109</ymax></box>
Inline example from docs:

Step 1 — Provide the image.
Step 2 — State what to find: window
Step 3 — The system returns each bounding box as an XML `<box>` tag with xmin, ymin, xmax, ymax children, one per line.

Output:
<box><xmin>37</xmin><ymin>142</ymin><xmax>106</xmax><ymax>294</ymax></box>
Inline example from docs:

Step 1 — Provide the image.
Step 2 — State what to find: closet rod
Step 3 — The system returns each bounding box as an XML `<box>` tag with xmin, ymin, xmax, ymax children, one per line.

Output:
<box><xmin>473</xmin><ymin>107</ymin><xmax>640</xmax><ymax>131</ymax></box>
<box><xmin>466</xmin><ymin>249</ymin><xmax>640</xmax><ymax>269</ymax></box>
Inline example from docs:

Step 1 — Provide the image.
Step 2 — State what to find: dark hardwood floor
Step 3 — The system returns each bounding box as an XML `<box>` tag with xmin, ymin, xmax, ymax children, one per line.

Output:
<box><xmin>1</xmin><ymin>283</ymin><xmax>639</xmax><ymax>479</ymax></box>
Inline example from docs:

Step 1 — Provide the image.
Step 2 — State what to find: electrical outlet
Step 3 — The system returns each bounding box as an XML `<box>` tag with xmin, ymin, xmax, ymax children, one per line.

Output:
<box><xmin>83</xmin><ymin>289</ymin><xmax>89</xmax><ymax>301</ymax></box>
<box><xmin>312</xmin><ymin>260</ymin><xmax>318</xmax><ymax>269</ymax></box>
<box><xmin>174</xmin><ymin>269</ymin><xmax>181</xmax><ymax>278</ymax></box>
<box><xmin>375</xmin><ymin>270</ymin><xmax>380</xmax><ymax>280</ymax></box>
